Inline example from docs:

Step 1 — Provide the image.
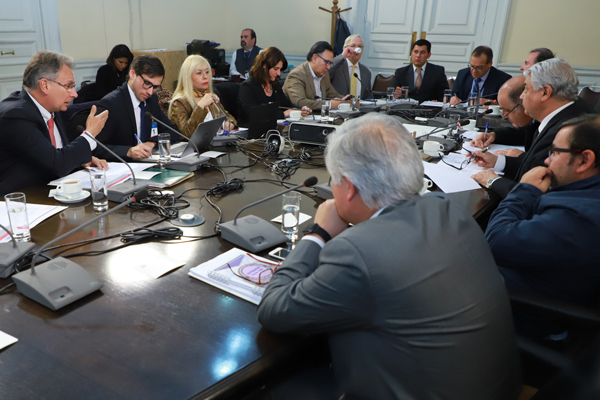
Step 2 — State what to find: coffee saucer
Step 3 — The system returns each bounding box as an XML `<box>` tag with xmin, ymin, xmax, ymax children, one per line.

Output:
<box><xmin>54</xmin><ymin>190</ymin><xmax>91</xmax><ymax>203</ymax></box>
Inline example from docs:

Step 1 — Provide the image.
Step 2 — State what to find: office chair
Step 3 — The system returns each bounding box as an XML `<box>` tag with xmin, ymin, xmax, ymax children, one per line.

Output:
<box><xmin>213</xmin><ymin>82</ymin><xmax>241</xmax><ymax>120</ymax></box>
<box><xmin>371</xmin><ymin>73</ymin><xmax>394</xmax><ymax>92</ymax></box>
<box><xmin>578</xmin><ymin>86</ymin><xmax>600</xmax><ymax>110</ymax></box>
<box><xmin>61</xmin><ymin>101</ymin><xmax>98</xmax><ymax>142</ymax></box>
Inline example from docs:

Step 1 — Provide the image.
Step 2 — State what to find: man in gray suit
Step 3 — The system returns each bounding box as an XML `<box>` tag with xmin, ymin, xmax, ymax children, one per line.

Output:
<box><xmin>258</xmin><ymin>113</ymin><xmax>521</xmax><ymax>400</ymax></box>
<box><xmin>328</xmin><ymin>34</ymin><xmax>373</xmax><ymax>99</ymax></box>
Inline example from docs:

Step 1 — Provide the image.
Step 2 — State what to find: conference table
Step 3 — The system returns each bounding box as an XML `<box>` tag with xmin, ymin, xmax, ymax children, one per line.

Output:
<box><xmin>0</xmin><ymin>139</ymin><xmax>497</xmax><ymax>400</ymax></box>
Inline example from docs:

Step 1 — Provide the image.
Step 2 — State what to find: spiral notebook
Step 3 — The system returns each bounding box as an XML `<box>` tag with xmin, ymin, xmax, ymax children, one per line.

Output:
<box><xmin>188</xmin><ymin>248</ymin><xmax>277</xmax><ymax>305</ymax></box>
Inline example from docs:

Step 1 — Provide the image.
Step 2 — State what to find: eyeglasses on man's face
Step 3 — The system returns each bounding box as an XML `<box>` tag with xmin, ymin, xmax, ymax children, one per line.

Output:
<box><xmin>46</xmin><ymin>79</ymin><xmax>77</xmax><ymax>91</ymax></box>
<box><xmin>501</xmin><ymin>103</ymin><xmax>520</xmax><ymax>119</ymax></box>
<box><xmin>140</xmin><ymin>75</ymin><xmax>162</xmax><ymax>90</ymax></box>
<box><xmin>548</xmin><ymin>146</ymin><xmax>583</xmax><ymax>158</ymax></box>
<box><xmin>317</xmin><ymin>54</ymin><xmax>333</xmax><ymax>67</ymax></box>
<box><xmin>467</xmin><ymin>63</ymin><xmax>486</xmax><ymax>72</ymax></box>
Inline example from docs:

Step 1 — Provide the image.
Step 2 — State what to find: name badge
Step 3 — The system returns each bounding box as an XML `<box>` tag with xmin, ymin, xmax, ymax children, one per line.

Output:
<box><xmin>151</xmin><ymin>122</ymin><xmax>158</xmax><ymax>138</ymax></box>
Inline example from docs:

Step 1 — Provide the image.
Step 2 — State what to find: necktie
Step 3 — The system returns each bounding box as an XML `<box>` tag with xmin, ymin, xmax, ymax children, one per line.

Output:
<box><xmin>350</xmin><ymin>65</ymin><xmax>357</xmax><ymax>97</ymax></box>
<box><xmin>244</xmin><ymin>51</ymin><xmax>251</xmax><ymax>59</ymax></box>
<box><xmin>415</xmin><ymin>67</ymin><xmax>422</xmax><ymax>90</ymax></box>
<box><xmin>472</xmin><ymin>78</ymin><xmax>482</xmax><ymax>95</ymax></box>
<box><xmin>139</xmin><ymin>101</ymin><xmax>147</xmax><ymax>141</ymax></box>
<box><xmin>47</xmin><ymin>116</ymin><xmax>56</xmax><ymax>148</ymax></box>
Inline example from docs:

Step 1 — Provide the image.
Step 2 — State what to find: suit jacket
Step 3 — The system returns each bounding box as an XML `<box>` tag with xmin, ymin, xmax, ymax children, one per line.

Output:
<box><xmin>328</xmin><ymin>55</ymin><xmax>373</xmax><ymax>99</ymax></box>
<box><xmin>452</xmin><ymin>66</ymin><xmax>511</xmax><ymax>102</ymax></box>
<box><xmin>258</xmin><ymin>194</ymin><xmax>521</xmax><ymax>400</ymax></box>
<box><xmin>96</xmin><ymin>83</ymin><xmax>179</xmax><ymax>161</ymax></box>
<box><xmin>494</xmin><ymin>120</ymin><xmax>540</xmax><ymax>150</ymax></box>
<box><xmin>391</xmin><ymin>62</ymin><xmax>449</xmax><ymax>103</ymax></box>
<box><xmin>491</xmin><ymin>103</ymin><xmax>585</xmax><ymax>198</ymax></box>
<box><xmin>282</xmin><ymin>61</ymin><xmax>342</xmax><ymax>111</ymax></box>
<box><xmin>0</xmin><ymin>90</ymin><xmax>93</xmax><ymax>196</ymax></box>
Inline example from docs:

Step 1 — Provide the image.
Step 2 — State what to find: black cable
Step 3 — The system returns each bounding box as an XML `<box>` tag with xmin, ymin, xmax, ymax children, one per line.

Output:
<box><xmin>0</xmin><ymin>282</ymin><xmax>15</xmax><ymax>294</ymax></box>
<box><xmin>128</xmin><ymin>189</ymin><xmax>190</xmax><ymax>219</ymax></box>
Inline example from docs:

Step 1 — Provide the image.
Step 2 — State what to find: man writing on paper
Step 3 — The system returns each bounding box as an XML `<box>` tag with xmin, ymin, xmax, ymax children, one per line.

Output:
<box><xmin>0</xmin><ymin>51</ymin><xmax>108</xmax><ymax>196</ymax></box>
<box><xmin>328</xmin><ymin>35</ymin><xmax>373</xmax><ymax>100</ymax></box>
<box><xmin>391</xmin><ymin>39</ymin><xmax>449</xmax><ymax>103</ymax></box>
<box><xmin>96</xmin><ymin>55</ymin><xmax>179</xmax><ymax>161</ymax></box>
<box><xmin>258</xmin><ymin>113</ymin><xmax>520</xmax><ymax>400</ymax></box>
<box><xmin>486</xmin><ymin>115</ymin><xmax>600</xmax><ymax>337</ymax></box>
<box><xmin>469</xmin><ymin>58</ymin><xmax>585</xmax><ymax>198</ymax></box>
<box><xmin>283</xmin><ymin>41</ymin><xmax>352</xmax><ymax>112</ymax></box>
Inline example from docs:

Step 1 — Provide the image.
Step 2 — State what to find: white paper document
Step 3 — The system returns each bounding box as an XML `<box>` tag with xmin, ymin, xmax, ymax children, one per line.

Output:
<box><xmin>0</xmin><ymin>330</ymin><xmax>18</xmax><ymax>350</ymax></box>
<box><xmin>49</xmin><ymin>163</ymin><xmax>151</xmax><ymax>189</ymax></box>
<box><xmin>419</xmin><ymin>101</ymin><xmax>445</xmax><ymax>107</ymax></box>
<box><xmin>271</xmin><ymin>212</ymin><xmax>312</xmax><ymax>225</ymax></box>
<box><xmin>0</xmin><ymin>203</ymin><xmax>66</xmax><ymax>243</ymax></box>
<box><xmin>130</xmin><ymin>254</ymin><xmax>186</xmax><ymax>279</ymax></box>
<box><xmin>423</xmin><ymin>161</ymin><xmax>481</xmax><ymax>193</ymax></box>
<box><xmin>201</xmin><ymin>151</ymin><xmax>226</xmax><ymax>158</ymax></box>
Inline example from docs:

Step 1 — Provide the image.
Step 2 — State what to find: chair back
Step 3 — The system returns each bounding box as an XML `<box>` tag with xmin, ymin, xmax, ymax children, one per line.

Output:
<box><xmin>372</xmin><ymin>74</ymin><xmax>394</xmax><ymax>92</ymax></box>
<box><xmin>578</xmin><ymin>86</ymin><xmax>600</xmax><ymax>110</ymax></box>
<box><xmin>213</xmin><ymin>82</ymin><xmax>241</xmax><ymax>120</ymax></box>
<box><xmin>448</xmin><ymin>77</ymin><xmax>455</xmax><ymax>90</ymax></box>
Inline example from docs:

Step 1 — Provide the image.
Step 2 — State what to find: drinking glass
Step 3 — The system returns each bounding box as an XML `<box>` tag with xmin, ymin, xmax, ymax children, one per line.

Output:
<box><xmin>158</xmin><ymin>133</ymin><xmax>171</xmax><ymax>166</ymax></box>
<box><xmin>89</xmin><ymin>169</ymin><xmax>108</xmax><ymax>212</ymax></box>
<box><xmin>281</xmin><ymin>192</ymin><xmax>301</xmax><ymax>242</ymax></box>
<box><xmin>321</xmin><ymin>100</ymin><xmax>331</xmax><ymax>122</ymax></box>
<box><xmin>4</xmin><ymin>192</ymin><xmax>31</xmax><ymax>241</ymax></box>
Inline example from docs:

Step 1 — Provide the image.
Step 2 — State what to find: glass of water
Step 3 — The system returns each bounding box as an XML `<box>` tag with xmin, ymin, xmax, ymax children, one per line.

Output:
<box><xmin>468</xmin><ymin>93</ymin><xmax>478</xmax><ymax>107</ymax></box>
<box><xmin>321</xmin><ymin>100</ymin><xmax>331</xmax><ymax>122</ymax></box>
<box><xmin>4</xmin><ymin>192</ymin><xmax>31</xmax><ymax>241</ymax></box>
<box><xmin>401</xmin><ymin>86</ymin><xmax>409</xmax><ymax>100</ymax></box>
<box><xmin>281</xmin><ymin>192</ymin><xmax>301</xmax><ymax>242</ymax></box>
<box><xmin>443</xmin><ymin>89</ymin><xmax>453</xmax><ymax>109</ymax></box>
<box><xmin>387</xmin><ymin>87</ymin><xmax>395</xmax><ymax>106</ymax></box>
<box><xmin>158</xmin><ymin>133</ymin><xmax>171</xmax><ymax>166</ymax></box>
<box><xmin>89</xmin><ymin>169</ymin><xmax>108</xmax><ymax>212</ymax></box>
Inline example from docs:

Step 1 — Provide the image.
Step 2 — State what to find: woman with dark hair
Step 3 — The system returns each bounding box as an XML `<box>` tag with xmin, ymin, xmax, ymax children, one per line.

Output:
<box><xmin>237</xmin><ymin>46</ymin><xmax>308</xmax><ymax>127</ymax></box>
<box><xmin>95</xmin><ymin>44</ymin><xmax>134</xmax><ymax>98</ymax></box>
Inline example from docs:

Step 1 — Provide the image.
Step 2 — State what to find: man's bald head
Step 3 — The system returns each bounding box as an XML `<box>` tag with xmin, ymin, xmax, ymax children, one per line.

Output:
<box><xmin>498</xmin><ymin>75</ymin><xmax>531</xmax><ymax>128</ymax></box>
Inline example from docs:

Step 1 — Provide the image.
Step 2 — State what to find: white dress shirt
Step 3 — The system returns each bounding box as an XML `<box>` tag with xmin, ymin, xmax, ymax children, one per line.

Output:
<box><xmin>309</xmin><ymin>63</ymin><xmax>325</xmax><ymax>99</ymax></box>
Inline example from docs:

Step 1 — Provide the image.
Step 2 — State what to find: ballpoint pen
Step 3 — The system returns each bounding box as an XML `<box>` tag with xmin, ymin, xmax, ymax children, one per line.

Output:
<box><xmin>483</xmin><ymin>122</ymin><xmax>489</xmax><ymax>151</ymax></box>
<box><xmin>134</xmin><ymin>133</ymin><xmax>143</xmax><ymax>144</ymax></box>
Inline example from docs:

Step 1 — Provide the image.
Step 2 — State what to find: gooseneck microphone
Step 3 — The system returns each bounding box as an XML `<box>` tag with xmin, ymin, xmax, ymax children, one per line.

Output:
<box><xmin>12</xmin><ymin>188</ymin><xmax>149</xmax><ymax>311</ymax></box>
<box><xmin>219</xmin><ymin>176</ymin><xmax>319</xmax><ymax>253</ymax></box>
<box><xmin>211</xmin><ymin>95</ymin><xmax>236</xmax><ymax>133</ymax></box>
<box><xmin>0</xmin><ymin>223</ymin><xmax>35</xmax><ymax>278</ymax></box>
<box><xmin>77</xmin><ymin>126</ymin><xmax>149</xmax><ymax>202</ymax></box>
<box><xmin>416</xmin><ymin>119</ymin><xmax>470</xmax><ymax>140</ymax></box>
<box><xmin>353</xmin><ymin>72</ymin><xmax>376</xmax><ymax>102</ymax></box>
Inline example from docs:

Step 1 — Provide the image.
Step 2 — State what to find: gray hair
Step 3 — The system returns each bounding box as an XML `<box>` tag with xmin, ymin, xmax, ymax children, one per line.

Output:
<box><xmin>23</xmin><ymin>51</ymin><xmax>75</xmax><ymax>90</ymax></box>
<box><xmin>325</xmin><ymin>113</ymin><xmax>424</xmax><ymax>209</ymax></box>
<box><xmin>343</xmin><ymin>34</ymin><xmax>362</xmax><ymax>48</ymax></box>
<box><xmin>523</xmin><ymin>58</ymin><xmax>578</xmax><ymax>101</ymax></box>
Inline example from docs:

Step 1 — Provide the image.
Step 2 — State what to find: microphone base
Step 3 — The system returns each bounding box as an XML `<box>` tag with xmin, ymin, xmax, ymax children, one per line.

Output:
<box><xmin>164</xmin><ymin>155</ymin><xmax>210</xmax><ymax>172</ymax></box>
<box><xmin>211</xmin><ymin>134</ymin><xmax>239</xmax><ymax>147</ymax></box>
<box><xmin>416</xmin><ymin>136</ymin><xmax>460</xmax><ymax>153</ymax></box>
<box><xmin>315</xmin><ymin>183</ymin><xmax>334</xmax><ymax>200</ymax></box>
<box><xmin>107</xmin><ymin>182</ymin><xmax>150</xmax><ymax>203</ymax></box>
<box><xmin>220</xmin><ymin>215</ymin><xmax>288</xmax><ymax>253</ymax></box>
<box><xmin>12</xmin><ymin>257</ymin><xmax>103</xmax><ymax>311</ymax></box>
<box><xmin>0</xmin><ymin>241</ymin><xmax>36</xmax><ymax>278</ymax></box>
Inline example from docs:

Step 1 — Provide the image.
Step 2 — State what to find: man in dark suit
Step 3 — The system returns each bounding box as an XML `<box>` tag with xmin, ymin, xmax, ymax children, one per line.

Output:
<box><xmin>391</xmin><ymin>39</ymin><xmax>448</xmax><ymax>103</ymax></box>
<box><xmin>328</xmin><ymin>34</ymin><xmax>373</xmax><ymax>99</ymax></box>
<box><xmin>229</xmin><ymin>28</ymin><xmax>262</xmax><ymax>79</ymax></box>
<box><xmin>258</xmin><ymin>113</ymin><xmax>521</xmax><ymax>400</ymax></box>
<box><xmin>470</xmin><ymin>58</ymin><xmax>585</xmax><ymax>198</ymax></box>
<box><xmin>96</xmin><ymin>55</ymin><xmax>178</xmax><ymax>161</ymax></box>
<box><xmin>0</xmin><ymin>51</ymin><xmax>108</xmax><ymax>196</ymax></box>
<box><xmin>450</xmin><ymin>46</ymin><xmax>511</xmax><ymax>105</ymax></box>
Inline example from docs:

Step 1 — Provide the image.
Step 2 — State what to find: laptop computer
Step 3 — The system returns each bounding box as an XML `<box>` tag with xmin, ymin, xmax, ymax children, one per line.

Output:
<box><xmin>245</xmin><ymin>102</ymin><xmax>279</xmax><ymax>139</ymax></box>
<box><xmin>154</xmin><ymin>116</ymin><xmax>226</xmax><ymax>158</ymax></box>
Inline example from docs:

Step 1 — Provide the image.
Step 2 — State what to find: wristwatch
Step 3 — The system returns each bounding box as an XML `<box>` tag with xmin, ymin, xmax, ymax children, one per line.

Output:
<box><xmin>486</xmin><ymin>176</ymin><xmax>501</xmax><ymax>189</ymax></box>
<box><xmin>305</xmin><ymin>223</ymin><xmax>332</xmax><ymax>242</ymax></box>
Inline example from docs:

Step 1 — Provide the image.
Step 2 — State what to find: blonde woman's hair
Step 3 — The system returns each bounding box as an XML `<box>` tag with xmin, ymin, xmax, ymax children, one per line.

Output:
<box><xmin>169</xmin><ymin>55</ymin><xmax>213</xmax><ymax>114</ymax></box>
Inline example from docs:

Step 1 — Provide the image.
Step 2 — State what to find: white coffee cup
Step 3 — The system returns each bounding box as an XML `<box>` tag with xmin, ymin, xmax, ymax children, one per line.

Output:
<box><xmin>56</xmin><ymin>179</ymin><xmax>82</xmax><ymax>199</ymax></box>
<box><xmin>489</xmin><ymin>105</ymin><xmax>501</xmax><ymax>115</ymax></box>
<box><xmin>420</xmin><ymin>178</ymin><xmax>433</xmax><ymax>195</ymax></box>
<box><xmin>423</xmin><ymin>140</ymin><xmax>444</xmax><ymax>156</ymax></box>
<box><xmin>289</xmin><ymin>110</ymin><xmax>302</xmax><ymax>120</ymax></box>
<box><xmin>338</xmin><ymin>103</ymin><xmax>352</xmax><ymax>111</ymax></box>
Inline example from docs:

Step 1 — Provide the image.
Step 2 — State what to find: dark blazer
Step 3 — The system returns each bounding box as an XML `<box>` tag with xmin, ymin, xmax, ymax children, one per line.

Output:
<box><xmin>258</xmin><ymin>194</ymin><xmax>521</xmax><ymax>400</ymax></box>
<box><xmin>237</xmin><ymin>78</ymin><xmax>295</xmax><ymax>127</ymax></box>
<box><xmin>491</xmin><ymin>103</ymin><xmax>585</xmax><ymax>198</ymax></box>
<box><xmin>494</xmin><ymin>120</ymin><xmax>540</xmax><ymax>151</ymax></box>
<box><xmin>391</xmin><ymin>62</ymin><xmax>449</xmax><ymax>103</ymax></box>
<box><xmin>328</xmin><ymin>55</ymin><xmax>373</xmax><ymax>99</ymax></box>
<box><xmin>96</xmin><ymin>83</ymin><xmax>178</xmax><ymax>161</ymax></box>
<box><xmin>452</xmin><ymin>66</ymin><xmax>511</xmax><ymax>102</ymax></box>
<box><xmin>0</xmin><ymin>91</ymin><xmax>93</xmax><ymax>196</ymax></box>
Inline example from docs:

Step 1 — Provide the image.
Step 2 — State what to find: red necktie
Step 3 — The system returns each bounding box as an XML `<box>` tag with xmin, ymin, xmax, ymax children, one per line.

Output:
<box><xmin>48</xmin><ymin>116</ymin><xmax>56</xmax><ymax>148</ymax></box>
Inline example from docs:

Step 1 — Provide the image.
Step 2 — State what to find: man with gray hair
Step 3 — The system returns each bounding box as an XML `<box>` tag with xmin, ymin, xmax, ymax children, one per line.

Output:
<box><xmin>0</xmin><ymin>50</ymin><xmax>108</xmax><ymax>195</ymax></box>
<box><xmin>328</xmin><ymin>34</ymin><xmax>373</xmax><ymax>99</ymax></box>
<box><xmin>470</xmin><ymin>58</ymin><xmax>585</xmax><ymax>198</ymax></box>
<box><xmin>258</xmin><ymin>113</ymin><xmax>521</xmax><ymax>400</ymax></box>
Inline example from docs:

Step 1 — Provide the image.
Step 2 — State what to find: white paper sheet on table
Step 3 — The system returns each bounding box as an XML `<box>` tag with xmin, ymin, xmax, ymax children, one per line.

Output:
<box><xmin>48</xmin><ymin>163</ymin><xmax>151</xmax><ymax>189</ymax></box>
<box><xmin>419</xmin><ymin>101</ymin><xmax>445</xmax><ymax>107</ymax></box>
<box><xmin>130</xmin><ymin>253</ymin><xmax>186</xmax><ymax>279</ymax></box>
<box><xmin>0</xmin><ymin>203</ymin><xmax>66</xmax><ymax>243</ymax></box>
<box><xmin>422</xmin><ymin>161</ymin><xmax>481</xmax><ymax>193</ymax></box>
<box><xmin>271</xmin><ymin>212</ymin><xmax>312</xmax><ymax>225</ymax></box>
<box><xmin>0</xmin><ymin>330</ymin><xmax>18</xmax><ymax>350</ymax></box>
<box><xmin>201</xmin><ymin>151</ymin><xmax>226</xmax><ymax>158</ymax></box>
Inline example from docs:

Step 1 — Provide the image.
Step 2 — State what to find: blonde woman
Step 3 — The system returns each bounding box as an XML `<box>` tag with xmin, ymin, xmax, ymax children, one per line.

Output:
<box><xmin>168</xmin><ymin>55</ymin><xmax>236</xmax><ymax>138</ymax></box>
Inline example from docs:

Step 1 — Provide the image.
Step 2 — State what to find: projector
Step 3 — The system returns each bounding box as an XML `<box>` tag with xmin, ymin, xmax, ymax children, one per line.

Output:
<box><xmin>288</xmin><ymin>121</ymin><xmax>337</xmax><ymax>145</ymax></box>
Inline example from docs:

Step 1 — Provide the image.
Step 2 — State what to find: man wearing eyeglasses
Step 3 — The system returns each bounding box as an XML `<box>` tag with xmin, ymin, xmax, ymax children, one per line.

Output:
<box><xmin>450</xmin><ymin>46</ymin><xmax>511</xmax><ymax>106</ymax></box>
<box><xmin>0</xmin><ymin>51</ymin><xmax>109</xmax><ymax>195</ymax></box>
<box><xmin>328</xmin><ymin>35</ymin><xmax>373</xmax><ymax>100</ymax></box>
<box><xmin>283</xmin><ymin>41</ymin><xmax>352</xmax><ymax>112</ymax></box>
<box><xmin>486</xmin><ymin>115</ymin><xmax>600</xmax><ymax>337</ymax></box>
<box><xmin>468</xmin><ymin>58</ymin><xmax>585</xmax><ymax>199</ymax></box>
<box><xmin>391</xmin><ymin>39</ymin><xmax>449</xmax><ymax>103</ymax></box>
<box><xmin>95</xmin><ymin>55</ymin><xmax>179</xmax><ymax>161</ymax></box>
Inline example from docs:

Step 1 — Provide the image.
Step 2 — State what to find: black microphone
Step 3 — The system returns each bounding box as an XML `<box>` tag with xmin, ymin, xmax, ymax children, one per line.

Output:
<box><xmin>219</xmin><ymin>176</ymin><xmax>319</xmax><ymax>253</ymax></box>
<box><xmin>12</xmin><ymin>188</ymin><xmax>149</xmax><ymax>311</ymax></box>
<box><xmin>77</xmin><ymin>126</ymin><xmax>149</xmax><ymax>202</ymax></box>
<box><xmin>211</xmin><ymin>95</ymin><xmax>236</xmax><ymax>133</ymax></box>
<box><xmin>416</xmin><ymin>119</ymin><xmax>470</xmax><ymax>140</ymax></box>
<box><xmin>0</xmin><ymin>223</ymin><xmax>35</xmax><ymax>278</ymax></box>
<box><xmin>353</xmin><ymin>72</ymin><xmax>376</xmax><ymax>102</ymax></box>
<box><xmin>145</xmin><ymin>112</ymin><xmax>209</xmax><ymax>172</ymax></box>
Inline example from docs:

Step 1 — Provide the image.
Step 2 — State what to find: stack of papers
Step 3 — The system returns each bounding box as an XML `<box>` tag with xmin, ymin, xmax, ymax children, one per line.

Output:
<box><xmin>49</xmin><ymin>163</ymin><xmax>152</xmax><ymax>189</ymax></box>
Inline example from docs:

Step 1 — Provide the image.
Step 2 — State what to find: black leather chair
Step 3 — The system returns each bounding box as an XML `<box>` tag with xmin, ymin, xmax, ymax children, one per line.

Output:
<box><xmin>213</xmin><ymin>82</ymin><xmax>240</xmax><ymax>120</ymax></box>
<box><xmin>60</xmin><ymin>101</ymin><xmax>98</xmax><ymax>142</ymax></box>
